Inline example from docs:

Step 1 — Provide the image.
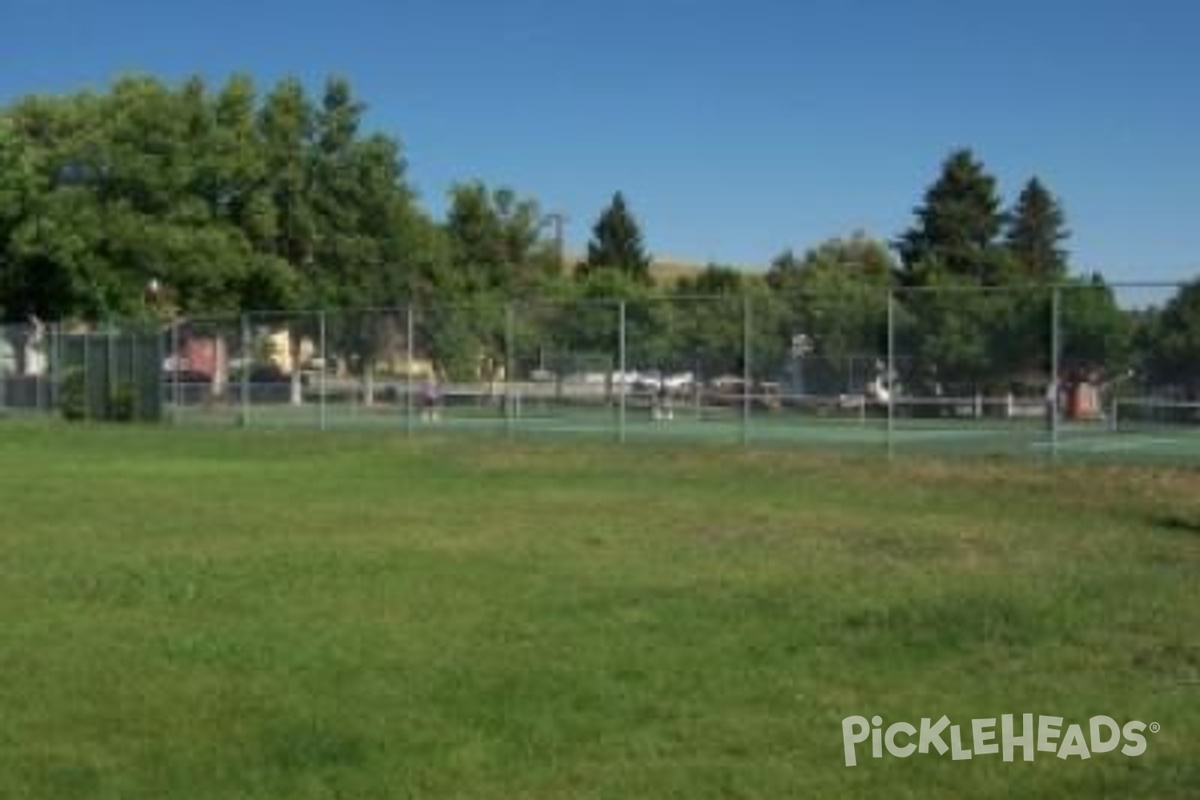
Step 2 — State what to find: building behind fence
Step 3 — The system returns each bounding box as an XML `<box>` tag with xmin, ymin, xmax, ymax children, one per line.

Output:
<box><xmin>2</xmin><ymin>283</ymin><xmax>1197</xmax><ymax>462</ymax></box>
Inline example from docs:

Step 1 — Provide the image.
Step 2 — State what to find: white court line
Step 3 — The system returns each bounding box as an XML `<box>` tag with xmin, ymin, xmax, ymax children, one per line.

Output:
<box><xmin>895</xmin><ymin>428</ymin><xmax>1006</xmax><ymax>441</ymax></box>
<box><xmin>1030</xmin><ymin>437</ymin><xmax>1182</xmax><ymax>453</ymax></box>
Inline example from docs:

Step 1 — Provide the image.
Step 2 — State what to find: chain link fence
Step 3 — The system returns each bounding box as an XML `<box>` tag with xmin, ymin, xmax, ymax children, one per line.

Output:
<box><xmin>4</xmin><ymin>283</ymin><xmax>1198</xmax><ymax>463</ymax></box>
<box><xmin>1</xmin><ymin>320</ymin><xmax>163</xmax><ymax>421</ymax></box>
<box><xmin>0</xmin><ymin>319</ymin><xmax>53</xmax><ymax>415</ymax></box>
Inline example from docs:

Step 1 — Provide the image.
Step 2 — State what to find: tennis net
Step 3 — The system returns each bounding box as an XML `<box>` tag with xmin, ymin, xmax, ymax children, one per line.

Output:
<box><xmin>1111</xmin><ymin>398</ymin><xmax>1200</xmax><ymax>433</ymax></box>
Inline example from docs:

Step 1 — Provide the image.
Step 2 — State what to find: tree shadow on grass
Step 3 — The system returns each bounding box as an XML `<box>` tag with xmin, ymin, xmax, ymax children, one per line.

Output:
<box><xmin>1154</xmin><ymin>513</ymin><xmax>1200</xmax><ymax>537</ymax></box>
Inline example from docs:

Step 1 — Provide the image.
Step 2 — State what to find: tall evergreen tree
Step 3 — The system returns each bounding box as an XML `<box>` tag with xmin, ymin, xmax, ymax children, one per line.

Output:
<box><xmin>578</xmin><ymin>192</ymin><xmax>651</xmax><ymax>284</ymax></box>
<box><xmin>894</xmin><ymin>151</ymin><xmax>1023</xmax><ymax>393</ymax></box>
<box><xmin>896</xmin><ymin>148</ymin><xmax>1006</xmax><ymax>285</ymax></box>
<box><xmin>1005</xmin><ymin>177</ymin><xmax>1069</xmax><ymax>281</ymax></box>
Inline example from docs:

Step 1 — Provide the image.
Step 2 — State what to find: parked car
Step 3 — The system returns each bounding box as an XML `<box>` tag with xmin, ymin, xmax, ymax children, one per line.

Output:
<box><xmin>248</xmin><ymin>364</ymin><xmax>290</xmax><ymax>384</ymax></box>
<box><xmin>703</xmin><ymin>378</ymin><xmax>782</xmax><ymax>411</ymax></box>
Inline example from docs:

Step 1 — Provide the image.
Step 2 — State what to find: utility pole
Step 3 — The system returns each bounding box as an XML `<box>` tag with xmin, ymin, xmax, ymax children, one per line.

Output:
<box><xmin>544</xmin><ymin>212</ymin><xmax>567</xmax><ymax>267</ymax></box>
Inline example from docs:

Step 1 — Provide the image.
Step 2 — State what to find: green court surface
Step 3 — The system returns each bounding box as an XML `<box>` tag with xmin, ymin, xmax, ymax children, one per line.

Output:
<box><xmin>167</xmin><ymin>402</ymin><xmax>1200</xmax><ymax>464</ymax></box>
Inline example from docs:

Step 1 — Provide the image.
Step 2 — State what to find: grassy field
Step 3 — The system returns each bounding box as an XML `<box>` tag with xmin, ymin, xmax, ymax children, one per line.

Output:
<box><xmin>0</xmin><ymin>422</ymin><xmax>1197</xmax><ymax>799</ymax></box>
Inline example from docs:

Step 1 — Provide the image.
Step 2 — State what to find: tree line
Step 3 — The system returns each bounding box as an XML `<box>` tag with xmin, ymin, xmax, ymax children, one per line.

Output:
<box><xmin>0</xmin><ymin>75</ymin><xmax>1196</xmax><ymax>395</ymax></box>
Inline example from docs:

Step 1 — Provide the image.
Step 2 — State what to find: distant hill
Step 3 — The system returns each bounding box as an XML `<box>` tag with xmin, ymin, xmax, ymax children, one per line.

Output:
<box><xmin>562</xmin><ymin>256</ymin><xmax>760</xmax><ymax>287</ymax></box>
<box><xmin>648</xmin><ymin>259</ymin><xmax>705</xmax><ymax>286</ymax></box>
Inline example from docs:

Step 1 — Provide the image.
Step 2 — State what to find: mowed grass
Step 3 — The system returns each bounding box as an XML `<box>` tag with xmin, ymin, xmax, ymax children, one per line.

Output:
<box><xmin>0</xmin><ymin>423</ymin><xmax>1197</xmax><ymax>799</ymax></box>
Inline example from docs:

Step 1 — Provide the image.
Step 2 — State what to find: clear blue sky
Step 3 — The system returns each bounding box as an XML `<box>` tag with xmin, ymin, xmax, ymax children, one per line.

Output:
<box><xmin>3</xmin><ymin>0</ymin><xmax>1198</xmax><ymax>281</ymax></box>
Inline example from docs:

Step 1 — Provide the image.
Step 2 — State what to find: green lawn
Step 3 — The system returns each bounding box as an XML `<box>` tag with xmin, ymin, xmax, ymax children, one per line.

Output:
<box><xmin>0</xmin><ymin>422</ymin><xmax>1197</xmax><ymax>798</ymax></box>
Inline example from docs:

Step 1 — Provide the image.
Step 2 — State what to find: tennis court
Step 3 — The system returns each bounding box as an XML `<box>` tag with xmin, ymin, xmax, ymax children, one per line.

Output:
<box><xmin>167</xmin><ymin>391</ymin><xmax>1200</xmax><ymax>464</ymax></box>
<box><xmin>6</xmin><ymin>283</ymin><xmax>1199</xmax><ymax>468</ymax></box>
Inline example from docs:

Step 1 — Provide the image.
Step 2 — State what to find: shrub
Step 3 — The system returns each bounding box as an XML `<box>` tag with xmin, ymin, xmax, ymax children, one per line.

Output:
<box><xmin>60</xmin><ymin>369</ymin><xmax>87</xmax><ymax>421</ymax></box>
<box><xmin>109</xmin><ymin>382</ymin><xmax>135</xmax><ymax>422</ymax></box>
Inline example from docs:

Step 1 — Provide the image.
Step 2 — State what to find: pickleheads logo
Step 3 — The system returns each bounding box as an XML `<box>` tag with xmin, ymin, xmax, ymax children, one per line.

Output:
<box><xmin>842</xmin><ymin>715</ymin><xmax>1159</xmax><ymax>767</ymax></box>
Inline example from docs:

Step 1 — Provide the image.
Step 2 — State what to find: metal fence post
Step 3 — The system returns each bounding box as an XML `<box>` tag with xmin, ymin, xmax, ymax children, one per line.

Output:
<box><xmin>618</xmin><ymin>300</ymin><xmax>627</xmax><ymax>443</ymax></box>
<box><xmin>130</xmin><ymin>327</ymin><xmax>138</xmax><ymax>419</ymax></box>
<box><xmin>171</xmin><ymin>318</ymin><xmax>181</xmax><ymax>423</ymax></box>
<box><xmin>505</xmin><ymin>301</ymin><xmax>515</xmax><ymax>440</ymax></box>
<box><xmin>37</xmin><ymin>323</ymin><xmax>46</xmax><ymax>413</ymax></box>
<box><xmin>742</xmin><ymin>293</ymin><xmax>751</xmax><ymax>447</ymax></box>
<box><xmin>319</xmin><ymin>310</ymin><xmax>328</xmax><ymax>431</ymax></box>
<box><xmin>40</xmin><ymin>323</ymin><xmax>50</xmax><ymax>413</ymax></box>
<box><xmin>33</xmin><ymin>323</ymin><xmax>42</xmax><ymax>413</ymax></box>
<box><xmin>51</xmin><ymin>322</ymin><xmax>60</xmax><ymax>411</ymax></box>
<box><xmin>83</xmin><ymin>328</ymin><xmax>92</xmax><ymax>422</ymax></box>
<box><xmin>107</xmin><ymin>319</ymin><xmax>116</xmax><ymax>420</ymax></box>
<box><xmin>241</xmin><ymin>314</ymin><xmax>250</xmax><ymax>428</ymax></box>
<box><xmin>154</xmin><ymin>319</ymin><xmax>164</xmax><ymax>423</ymax></box>
<box><xmin>1050</xmin><ymin>286</ymin><xmax>1061</xmax><ymax>461</ymax></box>
<box><xmin>887</xmin><ymin>288</ymin><xmax>895</xmax><ymax>461</ymax></box>
<box><xmin>0</xmin><ymin>326</ymin><xmax>7</xmax><ymax>416</ymax></box>
<box><xmin>405</xmin><ymin>304</ymin><xmax>414</xmax><ymax>436</ymax></box>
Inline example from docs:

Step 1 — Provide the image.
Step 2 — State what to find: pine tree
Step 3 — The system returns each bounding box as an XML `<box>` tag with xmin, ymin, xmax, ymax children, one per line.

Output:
<box><xmin>578</xmin><ymin>192</ymin><xmax>651</xmax><ymax>284</ymax></box>
<box><xmin>1005</xmin><ymin>177</ymin><xmax>1069</xmax><ymax>281</ymax></box>
<box><xmin>896</xmin><ymin>149</ymin><xmax>1006</xmax><ymax>285</ymax></box>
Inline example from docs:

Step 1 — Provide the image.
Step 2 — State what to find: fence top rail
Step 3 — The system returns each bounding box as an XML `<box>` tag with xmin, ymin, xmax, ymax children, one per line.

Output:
<box><xmin>8</xmin><ymin>278</ymin><xmax>1195</xmax><ymax>329</ymax></box>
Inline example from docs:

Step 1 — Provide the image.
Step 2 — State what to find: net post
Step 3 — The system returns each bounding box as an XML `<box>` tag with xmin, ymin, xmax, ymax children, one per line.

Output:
<box><xmin>618</xmin><ymin>300</ymin><xmax>627</xmax><ymax>444</ymax></box>
<box><xmin>887</xmin><ymin>288</ymin><xmax>895</xmax><ymax>461</ymax></box>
